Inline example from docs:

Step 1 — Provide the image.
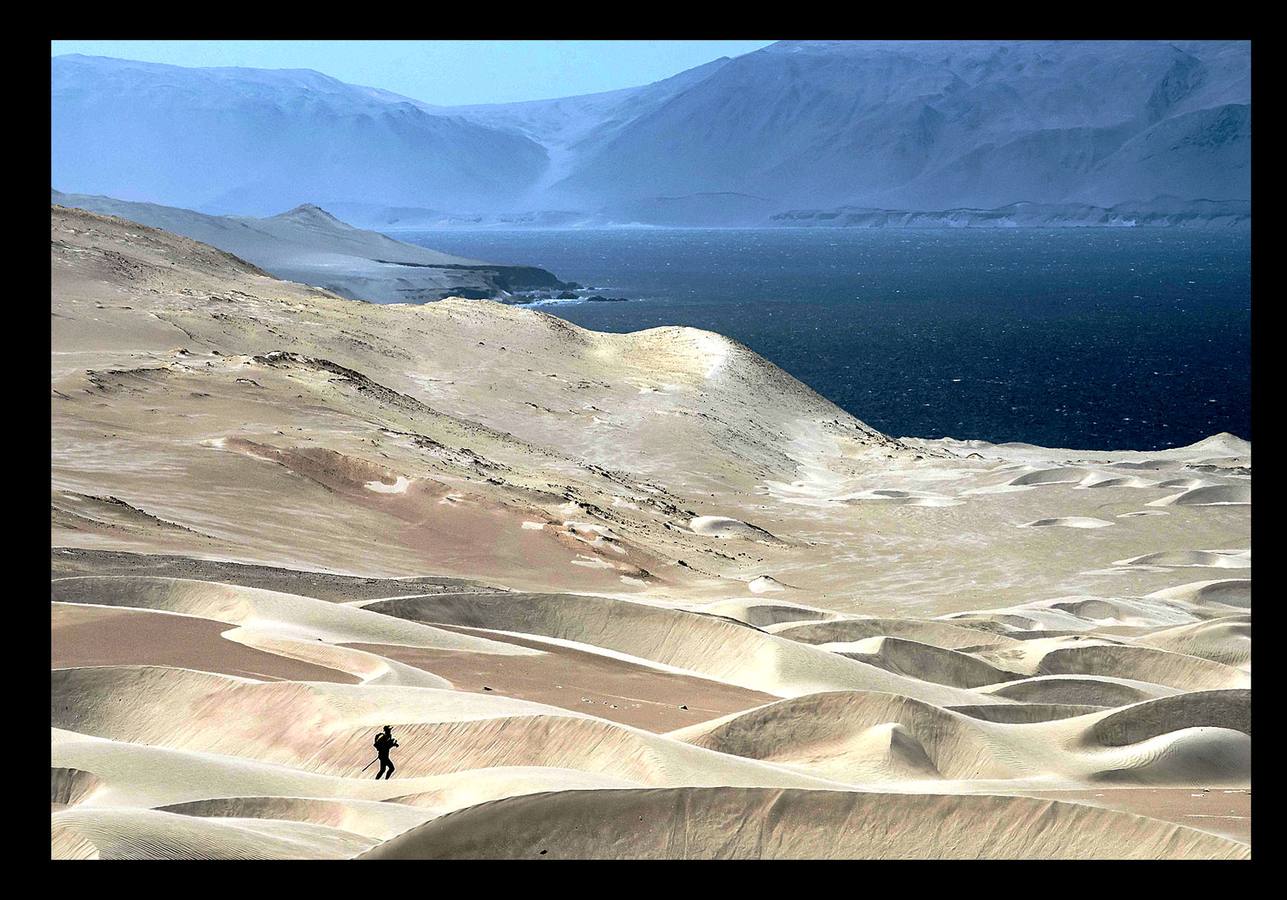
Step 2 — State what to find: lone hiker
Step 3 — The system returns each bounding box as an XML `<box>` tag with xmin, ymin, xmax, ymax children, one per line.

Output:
<box><xmin>373</xmin><ymin>725</ymin><xmax>399</xmax><ymax>780</ymax></box>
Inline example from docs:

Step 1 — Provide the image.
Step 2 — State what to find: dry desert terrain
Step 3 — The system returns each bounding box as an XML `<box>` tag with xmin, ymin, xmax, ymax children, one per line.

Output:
<box><xmin>51</xmin><ymin>205</ymin><xmax>1251</xmax><ymax>859</ymax></box>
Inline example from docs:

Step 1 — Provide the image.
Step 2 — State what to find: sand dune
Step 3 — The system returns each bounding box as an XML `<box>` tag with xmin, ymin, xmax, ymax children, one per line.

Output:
<box><xmin>1009</xmin><ymin>467</ymin><xmax>1094</xmax><ymax>486</ymax></box>
<box><xmin>1019</xmin><ymin>517</ymin><xmax>1114</xmax><ymax>529</ymax></box>
<box><xmin>1117</xmin><ymin>549</ymin><xmax>1250</xmax><ymax>569</ymax></box>
<box><xmin>820</xmin><ymin>636</ymin><xmax>1025</xmax><ymax>688</ymax></box>
<box><xmin>51</xmin><ymin>602</ymin><xmax>360</xmax><ymax>684</ymax></box>
<box><xmin>53</xmin><ymin>807</ymin><xmax>377</xmax><ymax>860</ymax></box>
<box><xmin>977</xmin><ymin>638</ymin><xmax>1250</xmax><ymax>691</ymax></box>
<box><xmin>772</xmin><ymin>617</ymin><xmax>1015</xmax><ymax>651</ymax></box>
<box><xmin>1134</xmin><ymin>616</ymin><xmax>1251</xmax><ymax>670</ymax></box>
<box><xmin>51</xmin><ymin>665</ymin><xmax>852</xmax><ymax>791</ymax></box>
<box><xmin>684</xmin><ymin>598</ymin><xmax>836</xmax><ymax>628</ymax></box>
<box><xmin>360</xmin><ymin>787</ymin><xmax>1249</xmax><ymax>859</ymax></box>
<box><xmin>670</xmin><ymin>689</ymin><xmax>1250</xmax><ymax>787</ymax></box>
<box><xmin>1088</xmin><ymin>690</ymin><xmax>1249</xmax><ymax>745</ymax></box>
<box><xmin>940</xmin><ymin>593</ymin><xmax>1208</xmax><ymax>632</ymax></box>
<box><xmin>1150</xmin><ymin>484</ymin><xmax>1251</xmax><ymax>507</ymax></box>
<box><xmin>1147</xmin><ymin>579</ymin><xmax>1251</xmax><ymax>609</ymax></box>
<box><xmin>946</xmin><ymin>703</ymin><xmax>1107</xmax><ymax>723</ymax></box>
<box><xmin>51</xmin><ymin>576</ymin><xmax>534</xmax><ymax>656</ymax></box>
<box><xmin>981</xmin><ymin>675</ymin><xmax>1174</xmax><ymax>707</ymax></box>
<box><xmin>689</xmin><ymin>515</ymin><xmax>781</xmax><ymax>541</ymax></box>
<box><xmin>53</xmin><ymin>734</ymin><xmax>449</xmax><ymax>809</ymax></box>
<box><xmin>156</xmin><ymin>797</ymin><xmax>436</xmax><ymax>841</ymax></box>
<box><xmin>359</xmin><ymin>592</ymin><xmax>1003</xmax><ymax>705</ymax></box>
<box><xmin>52</xmin><ymin>731</ymin><xmax>640</xmax><ymax>813</ymax></box>
<box><xmin>746</xmin><ymin>575</ymin><xmax>794</xmax><ymax>594</ymax></box>
<box><xmin>52</xmin><ymin>767</ymin><xmax>106</xmax><ymax>810</ymax></box>
<box><xmin>49</xmin><ymin>206</ymin><xmax>1250</xmax><ymax>858</ymax></box>
<box><xmin>342</xmin><ymin>630</ymin><xmax>778</xmax><ymax>731</ymax></box>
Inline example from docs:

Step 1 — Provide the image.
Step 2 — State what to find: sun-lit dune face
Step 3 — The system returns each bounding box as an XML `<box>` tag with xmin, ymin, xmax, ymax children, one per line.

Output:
<box><xmin>669</xmin><ymin>688</ymin><xmax>1250</xmax><ymax>786</ymax></box>
<box><xmin>50</xmin><ymin>206</ymin><xmax>1250</xmax><ymax>858</ymax></box>
<box><xmin>357</xmin><ymin>788</ymin><xmax>1249</xmax><ymax>860</ymax></box>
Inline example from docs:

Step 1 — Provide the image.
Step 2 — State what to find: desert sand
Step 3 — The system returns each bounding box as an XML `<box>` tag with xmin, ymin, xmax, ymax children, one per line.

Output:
<box><xmin>51</xmin><ymin>205</ymin><xmax>1250</xmax><ymax>859</ymax></box>
<box><xmin>50</xmin><ymin>191</ymin><xmax>569</xmax><ymax>303</ymax></box>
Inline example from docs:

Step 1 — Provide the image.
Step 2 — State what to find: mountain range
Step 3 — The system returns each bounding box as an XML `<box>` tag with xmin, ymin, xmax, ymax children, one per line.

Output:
<box><xmin>51</xmin><ymin>41</ymin><xmax>1251</xmax><ymax>227</ymax></box>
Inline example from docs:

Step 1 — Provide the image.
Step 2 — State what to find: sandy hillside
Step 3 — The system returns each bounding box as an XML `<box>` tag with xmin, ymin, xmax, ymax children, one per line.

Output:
<box><xmin>51</xmin><ymin>192</ymin><xmax>569</xmax><ymax>303</ymax></box>
<box><xmin>51</xmin><ymin>206</ymin><xmax>1250</xmax><ymax>859</ymax></box>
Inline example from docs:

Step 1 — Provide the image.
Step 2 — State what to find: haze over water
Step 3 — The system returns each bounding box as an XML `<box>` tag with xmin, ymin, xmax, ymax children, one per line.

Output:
<box><xmin>406</xmin><ymin>227</ymin><xmax>1250</xmax><ymax>451</ymax></box>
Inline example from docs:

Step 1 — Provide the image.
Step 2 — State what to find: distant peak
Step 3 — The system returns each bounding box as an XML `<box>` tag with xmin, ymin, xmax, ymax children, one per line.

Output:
<box><xmin>271</xmin><ymin>204</ymin><xmax>349</xmax><ymax>227</ymax></box>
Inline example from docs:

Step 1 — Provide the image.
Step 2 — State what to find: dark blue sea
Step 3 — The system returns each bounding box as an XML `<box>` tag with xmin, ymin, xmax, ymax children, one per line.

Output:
<box><xmin>403</xmin><ymin>228</ymin><xmax>1251</xmax><ymax>451</ymax></box>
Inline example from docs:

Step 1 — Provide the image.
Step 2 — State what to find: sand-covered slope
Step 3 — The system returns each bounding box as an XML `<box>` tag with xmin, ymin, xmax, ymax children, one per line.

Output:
<box><xmin>360</xmin><ymin>788</ymin><xmax>1247</xmax><ymax>859</ymax></box>
<box><xmin>52</xmin><ymin>191</ymin><xmax>568</xmax><ymax>303</ymax></box>
<box><xmin>50</xmin><ymin>205</ymin><xmax>1250</xmax><ymax>858</ymax></box>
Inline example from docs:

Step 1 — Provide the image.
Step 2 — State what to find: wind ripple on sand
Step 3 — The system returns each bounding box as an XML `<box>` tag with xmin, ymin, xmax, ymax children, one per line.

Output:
<box><xmin>358</xmin><ymin>787</ymin><xmax>1248</xmax><ymax>859</ymax></box>
<box><xmin>52</xmin><ymin>807</ymin><xmax>376</xmax><ymax>859</ymax></box>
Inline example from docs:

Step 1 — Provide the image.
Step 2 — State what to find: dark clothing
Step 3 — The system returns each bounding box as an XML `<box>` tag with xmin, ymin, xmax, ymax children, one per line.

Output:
<box><xmin>373</xmin><ymin>732</ymin><xmax>398</xmax><ymax>780</ymax></box>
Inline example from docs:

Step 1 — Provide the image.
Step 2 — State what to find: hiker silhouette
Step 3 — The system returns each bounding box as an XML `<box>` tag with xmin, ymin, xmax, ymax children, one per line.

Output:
<box><xmin>373</xmin><ymin>725</ymin><xmax>399</xmax><ymax>779</ymax></box>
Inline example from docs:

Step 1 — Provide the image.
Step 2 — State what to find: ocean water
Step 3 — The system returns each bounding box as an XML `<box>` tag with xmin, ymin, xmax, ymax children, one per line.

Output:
<box><xmin>403</xmin><ymin>228</ymin><xmax>1250</xmax><ymax>451</ymax></box>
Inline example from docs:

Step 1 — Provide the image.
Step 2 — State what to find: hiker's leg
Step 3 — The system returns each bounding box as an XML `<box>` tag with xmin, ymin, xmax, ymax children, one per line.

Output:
<box><xmin>387</xmin><ymin>761</ymin><xmax>395</xmax><ymax>779</ymax></box>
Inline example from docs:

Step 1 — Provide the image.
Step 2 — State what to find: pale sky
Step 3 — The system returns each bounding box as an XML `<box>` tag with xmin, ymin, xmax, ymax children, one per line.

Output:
<box><xmin>50</xmin><ymin>40</ymin><xmax>777</xmax><ymax>106</ymax></box>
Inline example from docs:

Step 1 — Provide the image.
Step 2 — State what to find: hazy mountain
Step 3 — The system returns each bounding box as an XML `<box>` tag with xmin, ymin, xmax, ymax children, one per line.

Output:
<box><xmin>52</xmin><ymin>42</ymin><xmax>1250</xmax><ymax>226</ymax></box>
<box><xmin>52</xmin><ymin>190</ymin><xmax>570</xmax><ymax>302</ymax></box>
<box><xmin>552</xmin><ymin>41</ymin><xmax>1249</xmax><ymax>213</ymax></box>
<box><xmin>51</xmin><ymin>55</ymin><xmax>548</xmax><ymax>216</ymax></box>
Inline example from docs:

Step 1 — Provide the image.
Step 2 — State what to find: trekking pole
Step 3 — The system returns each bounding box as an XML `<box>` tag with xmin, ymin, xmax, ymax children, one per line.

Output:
<box><xmin>360</xmin><ymin>756</ymin><xmax>379</xmax><ymax>773</ymax></box>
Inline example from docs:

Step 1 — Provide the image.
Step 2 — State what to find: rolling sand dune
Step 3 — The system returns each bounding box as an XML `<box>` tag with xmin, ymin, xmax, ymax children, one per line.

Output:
<box><xmin>1117</xmin><ymin>549</ymin><xmax>1250</xmax><ymax>569</ymax></box>
<box><xmin>1147</xmin><ymin>579</ymin><xmax>1251</xmax><ymax>609</ymax></box>
<box><xmin>156</xmin><ymin>797</ymin><xmax>439</xmax><ymax>841</ymax></box>
<box><xmin>670</xmin><ymin>689</ymin><xmax>1250</xmax><ymax>787</ymax></box>
<box><xmin>820</xmin><ymin>636</ymin><xmax>1025</xmax><ymax>688</ymax></box>
<box><xmin>359</xmin><ymin>592</ymin><xmax>1003</xmax><ymax>705</ymax></box>
<box><xmin>1009</xmin><ymin>467</ymin><xmax>1094</xmax><ymax>486</ymax></box>
<box><xmin>771</xmin><ymin>617</ymin><xmax>1017</xmax><ymax>651</ymax></box>
<box><xmin>981</xmin><ymin>675</ymin><xmax>1175</xmax><ymax>707</ymax></box>
<box><xmin>1019</xmin><ymin>517</ymin><xmax>1114</xmax><ymax>529</ymax></box>
<box><xmin>49</xmin><ymin>206</ymin><xmax>1250</xmax><ymax>858</ymax></box>
<box><xmin>53</xmin><ymin>807</ymin><xmax>378</xmax><ymax>860</ymax></box>
<box><xmin>52</xmin><ymin>732</ymin><xmax>646</xmax><ymax>815</ymax></box>
<box><xmin>940</xmin><ymin>593</ymin><xmax>1211</xmax><ymax>632</ymax></box>
<box><xmin>359</xmin><ymin>788</ymin><xmax>1248</xmax><ymax>859</ymax></box>
<box><xmin>1134</xmin><ymin>617</ymin><xmax>1251</xmax><ymax>670</ymax></box>
<box><xmin>51</xmin><ymin>576</ymin><xmax>534</xmax><ymax>656</ymax></box>
<box><xmin>52</xmin><ymin>602</ymin><xmax>361</xmax><ymax>684</ymax></box>
<box><xmin>976</xmin><ymin>638</ymin><xmax>1250</xmax><ymax>691</ymax></box>
<box><xmin>684</xmin><ymin>598</ymin><xmax>838</xmax><ymax>628</ymax></box>
<box><xmin>1150</xmin><ymin>484</ymin><xmax>1251</xmax><ymax>507</ymax></box>
<box><xmin>342</xmin><ymin>631</ymin><xmax>779</xmax><ymax>731</ymax></box>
